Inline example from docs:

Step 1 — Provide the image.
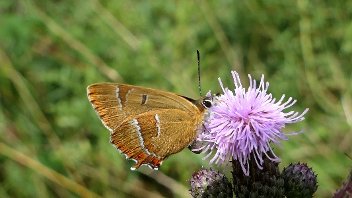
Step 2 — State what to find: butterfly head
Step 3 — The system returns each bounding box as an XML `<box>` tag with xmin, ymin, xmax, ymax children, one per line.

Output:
<box><xmin>201</xmin><ymin>96</ymin><xmax>213</xmax><ymax>109</ymax></box>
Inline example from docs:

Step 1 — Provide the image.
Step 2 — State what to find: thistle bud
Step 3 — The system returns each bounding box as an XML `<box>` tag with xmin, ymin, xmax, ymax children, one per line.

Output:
<box><xmin>282</xmin><ymin>162</ymin><xmax>317</xmax><ymax>198</ymax></box>
<box><xmin>333</xmin><ymin>170</ymin><xmax>352</xmax><ymax>198</ymax></box>
<box><xmin>190</xmin><ymin>168</ymin><xmax>232</xmax><ymax>198</ymax></box>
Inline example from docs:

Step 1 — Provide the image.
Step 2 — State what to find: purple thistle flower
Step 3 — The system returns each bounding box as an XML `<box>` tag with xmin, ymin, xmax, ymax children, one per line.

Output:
<box><xmin>199</xmin><ymin>71</ymin><xmax>309</xmax><ymax>176</ymax></box>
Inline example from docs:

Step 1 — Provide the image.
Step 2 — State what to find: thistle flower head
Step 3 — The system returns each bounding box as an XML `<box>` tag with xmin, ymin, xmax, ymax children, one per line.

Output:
<box><xmin>199</xmin><ymin>71</ymin><xmax>309</xmax><ymax>175</ymax></box>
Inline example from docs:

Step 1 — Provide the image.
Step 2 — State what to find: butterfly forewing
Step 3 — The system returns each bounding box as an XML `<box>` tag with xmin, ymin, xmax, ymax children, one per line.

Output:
<box><xmin>87</xmin><ymin>83</ymin><xmax>206</xmax><ymax>169</ymax></box>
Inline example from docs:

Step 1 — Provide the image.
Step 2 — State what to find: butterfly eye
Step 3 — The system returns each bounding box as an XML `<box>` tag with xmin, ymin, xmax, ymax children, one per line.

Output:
<box><xmin>202</xmin><ymin>99</ymin><xmax>212</xmax><ymax>108</ymax></box>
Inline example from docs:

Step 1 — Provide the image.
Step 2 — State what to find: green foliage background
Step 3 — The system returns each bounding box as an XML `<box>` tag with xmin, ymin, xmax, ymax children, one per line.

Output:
<box><xmin>1</xmin><ymin>1</ymin><xmax>351</xmax><ymax>197</ymax></box>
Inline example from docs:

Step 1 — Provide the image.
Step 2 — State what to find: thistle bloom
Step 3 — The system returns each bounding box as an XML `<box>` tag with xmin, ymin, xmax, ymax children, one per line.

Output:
<box><xmin>199</xmin><ymin>71</ymin><xmax>308</xmax><ymax>175</ymax></box>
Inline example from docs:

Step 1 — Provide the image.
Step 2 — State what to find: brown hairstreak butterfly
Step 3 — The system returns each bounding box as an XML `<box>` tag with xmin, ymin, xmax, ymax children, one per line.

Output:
<box><xmin>87</xmin><ymin>83</ymin><xmax>212</xmax><ymax>170</ymax></box>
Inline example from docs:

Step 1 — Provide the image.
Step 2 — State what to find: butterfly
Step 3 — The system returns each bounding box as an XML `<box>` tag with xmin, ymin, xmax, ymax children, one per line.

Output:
<box><xmin>87</xmin><ymin>83</ymin><xmax>212</xmax><ymax>170</ymax></box>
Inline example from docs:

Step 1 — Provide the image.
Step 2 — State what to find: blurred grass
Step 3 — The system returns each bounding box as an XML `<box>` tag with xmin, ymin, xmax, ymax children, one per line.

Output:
<box><xmin>0</xmin><ymin>0</ymin><xmax>351</xmax><ymax>197</ymax></box>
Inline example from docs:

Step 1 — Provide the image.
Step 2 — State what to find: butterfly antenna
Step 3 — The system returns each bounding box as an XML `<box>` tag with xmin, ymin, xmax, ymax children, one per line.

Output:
<box><xmin>197</xmin><ymin>50</ymin><xmax>202</xmax><ymax>96</ymax></box>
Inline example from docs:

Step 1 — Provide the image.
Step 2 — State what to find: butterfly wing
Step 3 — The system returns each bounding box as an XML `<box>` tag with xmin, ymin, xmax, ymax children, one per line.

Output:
<box><xmin>87</xmin><ymin>83</ymin><xmax>205</xmax><ymax>169</ymax></box>
<box><xmin>111</xmin><ymin>109</ymin><xmax>203</xmax><ymax>169</ymax></box>
<box><xmin>87</xmin><ymin>83</ymin><xmax>197</xmax><ymax>131</ymax></box>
